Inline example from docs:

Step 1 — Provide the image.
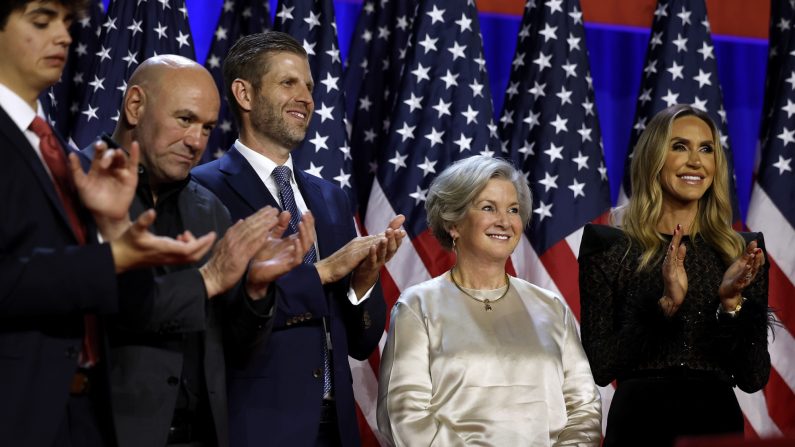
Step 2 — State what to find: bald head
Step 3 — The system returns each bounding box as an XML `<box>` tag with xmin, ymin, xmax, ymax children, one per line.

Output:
<box><xmin>127</xmin><ymin>54</ymin><xmax>205</xmax><ymax>93</ymax></box>
<box><xmin>115</xmin><ymin>54</ymin><xmax>220</xmax><ymax>189</ymax></box>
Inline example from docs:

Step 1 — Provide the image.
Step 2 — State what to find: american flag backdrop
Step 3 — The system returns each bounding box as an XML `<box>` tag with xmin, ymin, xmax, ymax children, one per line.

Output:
<box><xmin>41</xmin><ymin>0</ymin><xmax>105</xmax><ymax>139</ymax></box>
<box><xmin>40</xmin><ymin>0</ymin><xmax>795</xmax><ymax>443</ymax></box>
<box><xmin>620</xmin><ymin>0</ymin><xmax>740</xmax><ymax>222</ymax></box>
<box><xmin>273</xmin><ymin>0</ymin><xmax>355</xmax><ymax>206</ymax></box>
<box><xmin>201</xmin><ymin>0</ymin><xmax>271</xmax><ymax>163</ymax></box>
<box><xmin>70</xmin><ymin>0</ymin><xmax>196</xmax><ymax>148</ymax></box>
<box><xmin>745</xmin><ymin>0</ymin><xmax>795</xmax><ymax>436</ymax></box>
<box><xmin>342</xmin><ymin>0</ymin><xmax>417</xmax><ymax>217</ymax></box>
<box><xmin>497</xmin><ymin>0</ymin><xmax>613</xmax><ymax>429</ymax></box>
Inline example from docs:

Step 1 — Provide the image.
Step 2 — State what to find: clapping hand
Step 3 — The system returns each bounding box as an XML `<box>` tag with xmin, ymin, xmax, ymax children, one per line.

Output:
<box><xmin>199</xmin><ymin>207</ymin><xmax>282</xmax><ymax>299</ymax></box>
<box><xmin>350</xmin><ymin>214</ymin><xmax>407</xmax><ymax>299</ymax></box>
<box><xmin>245</xmin><ymin>211</ymin><xmax>317</xmax><ymax>299</ymax></box>
<box><xmin>660</xmin><ymin>224</ymin><xmax>688</xmax><ymax>316</ymax></box>
<box><xmin>70</xmin><ymin>140</ymin><xmax>140</xmax><ymax>240</ymax></box>
<box><xmin>718</xmin><ymin>240</ymin><xmax>765</xmax><ymax>311</ymax></box>
<box><xmin>110</xmin><ymin>209</ymin><xmax>216</xmax><ymax>273</ymax></box>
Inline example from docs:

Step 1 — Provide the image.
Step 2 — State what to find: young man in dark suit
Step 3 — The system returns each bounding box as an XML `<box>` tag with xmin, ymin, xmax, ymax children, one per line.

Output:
<box><xmin>0</xmin><ymin>2</ymin><xmax>216</xmax><ymax>445</ymax></box>
<box><xmin>192</xmin><ymin>31</ymin><xmax>405</xmax><ymax>446</ymax></box>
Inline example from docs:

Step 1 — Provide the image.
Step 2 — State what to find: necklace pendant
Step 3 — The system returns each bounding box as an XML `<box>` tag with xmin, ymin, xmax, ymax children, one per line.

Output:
<box><xmin>483</xmin><ymin>299</ymin><xmax>492</xmax><ymax>312</ymax></box>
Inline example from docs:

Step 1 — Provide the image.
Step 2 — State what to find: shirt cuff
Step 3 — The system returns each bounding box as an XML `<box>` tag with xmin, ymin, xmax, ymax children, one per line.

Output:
<box><xmin>347</xmin><ymin>283</ymin><xmax>374</xmax><ymax>305</ymax></box>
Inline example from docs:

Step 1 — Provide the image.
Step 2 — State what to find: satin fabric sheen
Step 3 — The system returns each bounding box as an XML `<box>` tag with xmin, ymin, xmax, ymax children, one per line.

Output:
<box><xmin>377</xmin><ymin>272</ymin><xmax>601</xmax><ymax>446</ymax></box>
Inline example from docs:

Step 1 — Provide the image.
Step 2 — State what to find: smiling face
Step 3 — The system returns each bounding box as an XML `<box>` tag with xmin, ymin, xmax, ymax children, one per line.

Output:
<box><xmin>0</xmin><ymin>1</ymin><xmax>73</xmax><ymax>104</ymax></box>
<box><xmin>659</xmin><ymin>115</ymin><xmax>716</xmax><ymax>209</ymax></box>
<box><xmin>134</xmin><ymin>66</ymin><xmax>220</xmax><ymax>187</ymax></box>
<box><xmin>450</xmin><ymin>178</ymin><xmax>523</xmax><ymax>265</ymax></box>
<box><xmin>249</xmin><ymin>51</ymin><xmax>314</xmax><ymax>153</ymax></box>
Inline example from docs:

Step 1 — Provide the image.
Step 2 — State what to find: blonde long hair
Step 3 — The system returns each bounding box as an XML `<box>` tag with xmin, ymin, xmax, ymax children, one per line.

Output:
<box><xmin>619</xmin><ymin>104</ymin><xmax>745</xmax><ymax>270</ymax></box>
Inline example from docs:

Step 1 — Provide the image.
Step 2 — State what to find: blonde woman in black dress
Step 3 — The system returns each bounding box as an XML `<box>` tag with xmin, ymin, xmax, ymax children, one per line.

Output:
<box><xmin>579</xmin><ymin>104</ymin><xmax>770</xmax><ymax>447</ymax></box>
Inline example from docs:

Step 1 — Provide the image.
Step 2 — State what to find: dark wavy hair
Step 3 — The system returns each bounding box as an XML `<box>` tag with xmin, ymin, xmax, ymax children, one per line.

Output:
<box><xmin>0</xmin><ymin>0</ymin><xmax>89</xmax><ymax>29</ymax></box>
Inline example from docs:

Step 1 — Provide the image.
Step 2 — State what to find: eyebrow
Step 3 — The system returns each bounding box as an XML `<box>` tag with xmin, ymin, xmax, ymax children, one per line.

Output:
<box><xmin>26</xmin><ymin>5</ymin><xmax>73</xmax><ymax>21</ymax></box>
<box><xmin>670</xmin><ymin>136</ymin><xmax>714</xmax><ymax>146</ymax></box>
<box><xmin>174</xmin><ymin>109</ymin><xmax>217</xmax><ymax>125</ymax></box>
<box><xmin>476</xmin><ymin>199</ymin><xmax>520</xmax><ymax>206</ymax></box>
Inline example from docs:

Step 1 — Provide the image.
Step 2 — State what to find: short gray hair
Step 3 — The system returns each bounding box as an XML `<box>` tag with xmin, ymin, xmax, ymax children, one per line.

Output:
<box><xmin>425</xmin><ymin>155</ymin><xmax>532</xmax><ymax>250</ymax></box>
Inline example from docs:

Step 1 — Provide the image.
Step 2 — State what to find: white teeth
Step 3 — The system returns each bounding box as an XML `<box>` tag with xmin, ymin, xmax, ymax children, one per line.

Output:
<box><xmin>488</xmin><ymin>234</ymin><xmax>509</xmax><ymax>240</ymax></box>
<box><xmin>680</xmin><ymin>175</ymin><xmax>701</xmax><ymax>181</ymax></box>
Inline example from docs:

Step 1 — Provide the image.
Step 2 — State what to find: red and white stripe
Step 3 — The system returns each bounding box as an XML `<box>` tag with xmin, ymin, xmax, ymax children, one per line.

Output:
<box><xmin>745</xmin><ymin>183</ymin><xmax>795</xmax><ymax>437</ymax></box>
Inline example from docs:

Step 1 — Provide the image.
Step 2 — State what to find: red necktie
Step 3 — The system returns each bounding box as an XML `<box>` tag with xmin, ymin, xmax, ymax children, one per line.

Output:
<box><xmin>29</xmin><ymin>116</ymin><xmax>98</xmax><ymax>367</ymax></box>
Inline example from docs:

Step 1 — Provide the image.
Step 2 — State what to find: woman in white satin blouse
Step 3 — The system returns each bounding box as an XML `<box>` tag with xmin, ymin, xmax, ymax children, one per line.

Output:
<box><xmin>376</xmin><ymin>156</ymin><xmax>601</xmax><ymax>446</ymax></box>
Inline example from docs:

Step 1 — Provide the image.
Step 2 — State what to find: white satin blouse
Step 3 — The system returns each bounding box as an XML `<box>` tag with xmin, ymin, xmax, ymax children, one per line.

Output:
<box><xmin>376</xmin><ymin>272</ymin><xmax>601</xmax><ymax>446</ymax></box>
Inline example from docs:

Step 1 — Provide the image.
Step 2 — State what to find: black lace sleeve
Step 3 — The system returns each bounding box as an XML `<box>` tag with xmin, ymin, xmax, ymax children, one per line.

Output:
<box><xmin>716</xmin><ymin>232</ymin><xmax>771</xmax><ymax>392</ymax></box>
<box><xmin>578</xmin><ymin>224</ymin><xmax>626</xmax><ymax>386</ymax></box>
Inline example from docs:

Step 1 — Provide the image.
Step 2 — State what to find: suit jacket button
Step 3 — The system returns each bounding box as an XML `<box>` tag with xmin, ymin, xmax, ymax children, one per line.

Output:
<box><xmin>313</xmin><ymin>368</ymin><xmax>322</xmax><ymax>379</ymax></box>
<box><xmin>167</xmin><ymin>376</ymin><xmax>179</xmax><ymax>386</ymax></box>
<box><xmin>362</xmin><ymin>311</ymin><xmax>372</xmax><ymax>329</ymax></box>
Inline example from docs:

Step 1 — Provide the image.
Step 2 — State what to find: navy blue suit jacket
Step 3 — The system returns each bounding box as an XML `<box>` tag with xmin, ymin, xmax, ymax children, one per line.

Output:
<box><xmin>192</xmin><ymin>147</ymin><xmax>386</xmax><ymax>447</ymax></box>
<box><xmin>0</xmin><ymin>106</ymin><xmax>118</xmax><ymax>446</ymax></box>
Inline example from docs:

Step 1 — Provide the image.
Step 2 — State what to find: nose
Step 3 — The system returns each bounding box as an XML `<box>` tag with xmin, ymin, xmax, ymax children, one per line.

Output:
<box><xmin>183</xmin><ymin>126</ymin><xmax>204</xmax><ymax>155</ymax></box>
<box><xmin>686</xmin><ymin>149</ymin><xmax>702</xmax><ymax>166</ymax></box>
<box><xmin>296</xmin><ymin>85</ymin><xmax>314</xmax><ymax>111</ymax></box>
<box><xmin>54</xmin><ymin>20</ymin><xmax>72</xmax><ymax>48</ymax></box>
<box><xmin>495</xmin><ymin>210</ymin><xmax>509</xmax><ymax>227</ymax></box>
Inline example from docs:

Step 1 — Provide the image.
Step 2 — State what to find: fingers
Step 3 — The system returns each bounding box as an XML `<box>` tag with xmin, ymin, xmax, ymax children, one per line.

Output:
<box><xmin>300</xmin><ymin>211</ymin><xmax>315</xmax><ymax>233</ymax></box>
<box><xmin>270</xmin><ymin>210</ymin><xmax>292</xmax><ymax>238</ymax></box>
<box><xmin>388</xmin><ymin>214</ymin><xmax>406</xmax><ymax>230</ymax></box>
<box><xmin>740</xmin><ymin>244</ymin><xmax>764</xmax><ymax>287</ymax></box>
<box><xmin>295</xmin><ymin>221</ymin><xmax>311</xmax><ymax>256</ymax></box>
<box><xmin>676</xmin><ymin>242</ymin><xmax>687</xmax><ymax>265</ymax></box>
<box><xmin>133</xmin><ymin>209</ymin><xmax>157</xmax><ymax>231</ymax></box>
<box><xmin>185</xmin><ymin>232</ymin><xmax>216</xmax><ymax>260</ymax></box>
<box><xmin>663</xmin><ymin>224</ymin><xmax>686</xmax><ymax>267</ymax></box>
<box><xmin>102</xmin><ymin>147</ymin><xmax>129</xmax><ymax>170</ymax></box>
<box><xmin>754</xmin><ymin>248</ymin><xmax>765</xmax><ymax>269</ymax></box>
<box><xmin>68</xmin><ymin>152</ymin><xmax>86</xmax><ymax>186</ymax></box>
<box><xmin>384</xmin><ymin>226</ymin><xmax>406</xmax><ymax>263</ymax></box>
<box><xmin>91</xmin><ymin>139</ymin><xmax>109</xmax><ymax>169</ymax></box>
<box><xmin>128</xmin><ymin>141</ymin><xmax>140</xmax><ymax>168</ymax></box>
<box><xmin>670</xmin><ymin>224</ymin><xmax>683</xmax><ymax>257</ymax></box>
<box><xmin>227</xmin><ymin>207</ymin><xmax>278</xmax><ymax>250</ymax></box>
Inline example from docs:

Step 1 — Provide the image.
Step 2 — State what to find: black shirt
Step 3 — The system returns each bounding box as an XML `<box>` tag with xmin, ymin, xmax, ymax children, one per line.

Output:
<box><xmin>136</xmin><ymin>167</ymin><xmax>214</xmax><ymax>440</ymax></box>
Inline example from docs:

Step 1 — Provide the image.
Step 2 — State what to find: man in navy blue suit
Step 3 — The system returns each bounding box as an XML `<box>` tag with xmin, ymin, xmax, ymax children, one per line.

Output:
<box><xmin>0</xmin><ymin>1</ymin><xmax>216</xmax><ymax>445</ymax></box>
<box><xmin>192</xmin><ymin>31</ymin><xmax>405</xmax><ymax>447</ymax></box>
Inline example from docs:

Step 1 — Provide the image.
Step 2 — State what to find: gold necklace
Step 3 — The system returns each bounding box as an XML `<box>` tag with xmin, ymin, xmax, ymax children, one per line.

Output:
<box><xmin>450</xmin><ymin>268</ymin><xmax>510</xmax><ymax>312</ymax></box>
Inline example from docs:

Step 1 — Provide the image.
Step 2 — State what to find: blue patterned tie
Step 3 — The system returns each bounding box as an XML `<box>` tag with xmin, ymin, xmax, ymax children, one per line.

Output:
<box><xmin>271</xmin><ymin>166</ymin><xmax>317</xmax><ymax>264</ymax></box>
<box><xmin>271</xmin><ymin>166</ymin><xmax>330</xmax><ymax>397</ymax></box>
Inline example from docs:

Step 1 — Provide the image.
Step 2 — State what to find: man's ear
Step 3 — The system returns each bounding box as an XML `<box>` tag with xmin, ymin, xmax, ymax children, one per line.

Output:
<box><xmin>231</xmin><ymin>79</ymin><xmax>253</xmax><ymax>113</ymax></box>
<box><xmin>123</xmin><ymin>85</ymin><xmax>146</xmax><ymax>126</ymax></box>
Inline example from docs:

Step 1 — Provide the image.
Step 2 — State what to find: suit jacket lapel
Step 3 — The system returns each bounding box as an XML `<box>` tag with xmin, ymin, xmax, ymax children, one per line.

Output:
<box><xmin>220</xmin><ymin>146</ymin><xmax>280</xmax><ymax>211</ymax></box>
<box><xmin>294</xmin><ymin>169</ymin><xmax>334</xmax><ymax>258</ymax></box>
<box><xmin>0</xmin><ymin>107</ymin><xmax>78</xmax><ymax>240</ymax></box>
<box><xmin>178</xmin><ymin>182</ymin><xmax>215</xmax><ymax>239</ymax></box>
